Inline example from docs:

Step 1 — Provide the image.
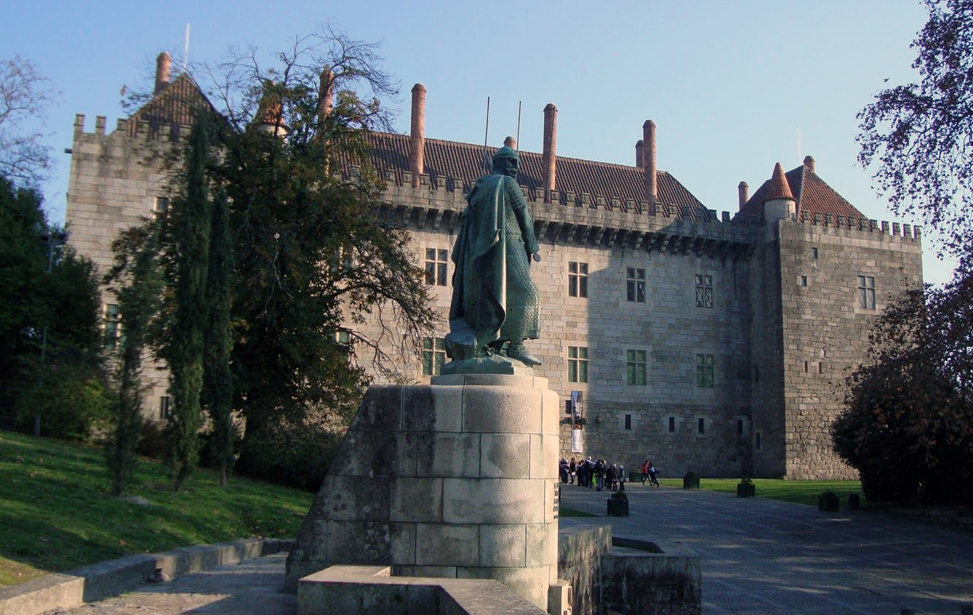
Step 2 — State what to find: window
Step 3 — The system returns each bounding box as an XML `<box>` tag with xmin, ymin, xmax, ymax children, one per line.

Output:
<box><xmin>626</xmin><ymin>267</ymin><xmax>645</xmax><ymax>303</ymax></box>
<box><xmin>568</xmin><ymin>262</ymin><xmax>589</xmax><ymax>298</ymax></box>
<box><xmin>567</xmin><ymin>346</ymin><xmax>589</xmax><ymax>383</ymax></box>
<box><xmin>624</xmin><ymin>414</ymin><xmax>632</xmax><ymax>430</ymax></box>
<box><xmin>668</xmin><ymin>416</ymin><xmax>676</xmax><ymax>432</ymax></box>
<box><xmin>755</xmin><ymin>431</ymin><xmax>762</xmax><ymax>451</ymax></box>
<box><xmin>159</xmin><ymin>396</ymin><xmax>171</xmax><ymax>420</ymax></box>
<box><xmin>565</xmin><ymin>400</ymin><xmax>573</xmax><ymax>415</ymax></box>
<box><xmin>737</xmin><ymin>419</ymin><xmax>744</xmax><ymax>435</ymax></box>
<box><xmin>335</xmin><ymin>330</ymin><xmax>350</xmax><ymax>344</ymax></box>
<box><xmin>858</xmin><ymin>275</ymin><xmax>876</xmax><ymax>309</ymax></box>
<box><xmin>153</xmin><ymin>197</ymin><xmax>169</xmax><ymax>219</ymax></box>
<box><xmin>698</xmin><ymin>418</ymin><xmax>705</xmax><ymax>434</ymax></box>
<box><xmin>422</xmin><ymin>337</ymin><xmax>446</xmax><ymax>375</ymax></box>
<box><xmin>811</xmin><ymin>247</ymin><xmax>819</xmax><ymax>259</ymax></box>
<box><xmin>425</xmin><ymin>249</ymin><xmax>448</xmax><ymax>286</ymax></box>
<box><xmin>696</xmin><ymin>353</ymin><xmax>714</xmax><ymax>388</ymax></box>
<box><xmin>804</xmin><ymin>361</ymin><xmax>809</xmax><ymax>373</ymax></box>
<box><xmin>626</xmin><ymin>349</ymin><xmax>647</xmax><ymax>386</ymax></box>
<box><xmin>754</xmin><ymin>365</ymin><xmax>760</xmax><ymax>383</ymax></box>
<box><xmin>800</xmin><ymin>276</ymin><xmax>808</xmax><ymax>287</ymax></box>
<box><xmin>104</xmin><ymin>304</ymin><xmax>121</xmax><ymax>349</ymax></box>
<box><xmin>818</xmin><ymin>362</ymin><xmax>824</xmax><ymax>374</ymax></box>
<box><xmin>695</xmin><ymin>274</ymin><xmax>713</xmax><ymax>308</ymax></box>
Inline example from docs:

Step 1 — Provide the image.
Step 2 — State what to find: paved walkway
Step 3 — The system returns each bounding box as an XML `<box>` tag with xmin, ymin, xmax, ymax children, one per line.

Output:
<box><xmin>58</xmin><ymin>487</ymin><xmax>973</xmax><ymax>614</ymax></box>
<box><xmin>560</xmin><ymin>484</ymin><xmax>973</xmax><ymax>615</ymax></box>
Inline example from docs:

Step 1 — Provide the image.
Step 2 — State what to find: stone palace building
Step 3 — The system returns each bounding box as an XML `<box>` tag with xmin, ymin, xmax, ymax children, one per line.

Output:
<box><xmin>65</xmin><ymin>55</ymin><xmax>923</xmax><ymax>479</ymax></box>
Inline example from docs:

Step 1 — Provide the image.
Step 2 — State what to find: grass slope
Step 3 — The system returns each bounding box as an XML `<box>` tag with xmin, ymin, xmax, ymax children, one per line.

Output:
<box><xmin>0</xmin><ymin>430</ymin><xmax>314</xmax><ymax>587</ymax></box>
<box><xmin>655</xmin><ymin>477</ymin><xmax>865</xmax><ymax>507</ymax></box>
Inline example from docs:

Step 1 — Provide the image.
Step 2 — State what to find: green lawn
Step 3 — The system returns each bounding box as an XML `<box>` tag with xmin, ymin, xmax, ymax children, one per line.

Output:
<box><xmin>0</xmin><ymin>430</ymin><xmax>314</xmax><ymax>587</ymax></box>
<box><xmin>655</xmin><ymin>477</ymin><xmax>865</xmax><ymax>507</ymax></box>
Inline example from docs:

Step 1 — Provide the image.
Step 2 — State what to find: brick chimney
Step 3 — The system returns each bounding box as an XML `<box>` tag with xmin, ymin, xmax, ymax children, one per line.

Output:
<box><xmin>803</xmin><ymin>155</ymin><xmax>815</xmax><ymax>173</ymax></box>
<box><xmin>643</xmin><ymin>120</ymin><xmax>657</xmax><ymax>204</ymax></box>
<box><xmin>738</xmin><ymin>181</ymin><xmax>749</xmax><ymax>210</ymax></box>
<box><xmin>635</xmin><ymin>139</ymin><xmax>644</xmax><ymax>168</ymax></box>
<box><xmin>155</xmin><ymin>52</ymin><xmax>171</xmax><ymax>95</ymax></box>
<box><xmin>318</xmin><ymin>66</ymin><xmax>334</xmax><ymax>119</ymax></box>
<box><xmin>542</xmin><ymin>103</ymin><xmax>558</xmax><ymax>199</ymax></box>
<box><xmin>410</xmin><ymin>83</ymin><xmax>426</xmax><ymax>189</ymax></box>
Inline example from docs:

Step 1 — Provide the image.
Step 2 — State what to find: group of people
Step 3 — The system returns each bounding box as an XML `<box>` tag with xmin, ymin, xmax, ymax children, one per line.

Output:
<box><xmin>560</xmin><ymin>457</ymin><xmax>625</xmax><ymax>491</ymax></box>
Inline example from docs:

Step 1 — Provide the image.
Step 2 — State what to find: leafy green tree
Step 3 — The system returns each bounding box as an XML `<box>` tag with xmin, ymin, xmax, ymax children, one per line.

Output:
<box><xmin>196</xmin><ymin>30</ymin><xmax>437</xmax><ymax>480</ymax></box>
<box><xmin>0</xmin><ymin>176</ymin><xmax>106</xmax><ymax>436</ymax></box>
<box><xmin>103</xmin><ymin>224</ymin><xmax>162</xmax><ymax>494</ymax></box>
<box><xmin>858</xmin><ymin>0</ymin><xmax>973</xmax><ymax>269</ymax></box>
<box><xmin>161</xmin><ymin>110</ymin><xmax>211</xmax><ymax>491</ymax></box>
<box><xmin>203</xmin><ymin>187</ymin><xmax>234</xmax><ymax>486</ymax></box>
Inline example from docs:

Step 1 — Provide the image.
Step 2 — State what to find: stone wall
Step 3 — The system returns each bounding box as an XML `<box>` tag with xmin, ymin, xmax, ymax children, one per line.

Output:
<box><xmin>776</xmin><ymin>218</ymin><xmax>923</xmax><ymax>478</ymax></box>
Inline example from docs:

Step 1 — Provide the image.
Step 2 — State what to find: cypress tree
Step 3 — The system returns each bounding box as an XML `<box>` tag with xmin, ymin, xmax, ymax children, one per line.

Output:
<box><xmin>203</xmin><ymin>187</ymin><xmax>234</xmax><ymax>486</ymax></box>
<box><xmin>165</xmin><ymin>110</ymin><xmax>211</xmax><ymax>491</ymax></box>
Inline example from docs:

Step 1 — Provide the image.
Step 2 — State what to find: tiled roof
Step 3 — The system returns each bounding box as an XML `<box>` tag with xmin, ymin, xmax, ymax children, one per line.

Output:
<box><xmin>764</xmin><ymin>163</ymin><xmax>794</xmax><ymax>202</ymax></box>
<box><xmin>738</xmin><ymin>163</ymin><xmax>865</xmax><ymax>222</ymax></box>
<box><xmin>363</xmin><ymin>133</ymin><xmax>709</xmax><ymax>220</ymax></box>
<box><xmin>126</xmin><ymin>73</ymin><xmax>214</xmax><ymax>137</ymax></box>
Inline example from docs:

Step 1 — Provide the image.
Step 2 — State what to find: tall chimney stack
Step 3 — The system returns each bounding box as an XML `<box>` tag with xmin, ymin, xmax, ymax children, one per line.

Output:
<box><xmin>318</xmin><ymin>66</ymin><xmax>334</xmax><ymax>119</ymax></box>
<box><xmin>635</xmin><ymin>139</ymin><xmax>644</xmax><ymax>168</ymax></box>
<box><xmin>643</xmin><ymin>120</ymin><xmax>657</xmax><ymax>203</ymax></box>
<box><xmin>738</xmin><ymin>181</ymin><xmax>749</xmax><ymax>210</ymax></box>
<box><xmin>410</xmin><ymin>83</ymin><xmax>426</xmax><ymax>189</ymax></box>
<box><xmin>155</xmin><ymin>52</ymin><xmax>172</xmax><ymax>95</ymax></box>
<box><xmin>542</xmin><ymin>103</ymin><xmax>558</xmax><ymax>200</ymax></box>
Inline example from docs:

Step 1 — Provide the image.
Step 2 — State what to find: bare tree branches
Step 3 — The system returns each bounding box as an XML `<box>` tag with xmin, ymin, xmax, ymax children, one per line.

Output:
<box><xmin>0</xmin><ymin>55</ymin><xmax>60</xmax><ymax>187</ymax></box>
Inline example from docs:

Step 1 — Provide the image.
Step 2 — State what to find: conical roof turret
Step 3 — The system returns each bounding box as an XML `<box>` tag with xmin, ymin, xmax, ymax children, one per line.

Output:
<box><xmin>763</xmin><ymin>162</ymin><xmax>794</xmax><ymax>203</ymax></box>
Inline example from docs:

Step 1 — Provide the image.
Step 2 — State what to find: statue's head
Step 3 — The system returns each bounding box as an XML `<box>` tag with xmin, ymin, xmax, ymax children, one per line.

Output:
<box><xmin>492</xmin><ymin>146</ymin><xmax>519</xmax><ymax>178</ymax></box>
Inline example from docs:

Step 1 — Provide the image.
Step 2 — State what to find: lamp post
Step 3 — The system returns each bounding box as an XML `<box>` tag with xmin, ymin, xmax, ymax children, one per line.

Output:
<box><xmin>34</xmin><ymin>229</ymin><xmax>67</xmax><ymax>437</ymax></box>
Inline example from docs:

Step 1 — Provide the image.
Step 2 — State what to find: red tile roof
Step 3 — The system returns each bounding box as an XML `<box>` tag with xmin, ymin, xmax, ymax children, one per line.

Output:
<box><xmin>126</xmin><ymin>73</ymin><xmax>215</xmax><ymax>137</ymax></box>
<box><xmin>764</xmin><ymin>163</ymin><xmax>794</xmax><ymax>202</ymax></box>
<box><xmin>738</xmin><ymin>162</ymin><xmax>865</xmax><ymax>222</ymax></box>
<box><xmin>363</xmin><ymin>132</ymin><xmax>709</xmax><ymax>220</ymax></box>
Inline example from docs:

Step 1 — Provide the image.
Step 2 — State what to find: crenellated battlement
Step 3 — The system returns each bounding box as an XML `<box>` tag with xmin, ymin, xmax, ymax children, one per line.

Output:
<box><xmin>795</xmin><ymin>209</ymin><xmax>921</xmax><ymax>241</ymax></box>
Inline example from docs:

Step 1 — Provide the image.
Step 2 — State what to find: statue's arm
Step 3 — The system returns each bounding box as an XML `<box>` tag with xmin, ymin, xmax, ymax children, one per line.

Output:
<box><xmin>507</xmin><ymin>179</ymin><xmax>539</xmax><ymax>255</ymax></box>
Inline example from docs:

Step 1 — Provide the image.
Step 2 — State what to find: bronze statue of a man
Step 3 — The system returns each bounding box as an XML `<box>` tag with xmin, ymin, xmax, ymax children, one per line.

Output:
<box><xmin>445</xmin><ymin>144</ymin><xmax>541</xmax><ymax>367</ymax></box>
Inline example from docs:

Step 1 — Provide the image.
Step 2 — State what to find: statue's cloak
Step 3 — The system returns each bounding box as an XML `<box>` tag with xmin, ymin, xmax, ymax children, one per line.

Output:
<box><xmin>448</xmin><ymin>174</ymin><xmax>512</xmax><ymax>356</ymax></box>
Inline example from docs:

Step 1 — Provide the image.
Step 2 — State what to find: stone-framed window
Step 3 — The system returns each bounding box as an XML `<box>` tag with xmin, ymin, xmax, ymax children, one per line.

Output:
<box><xmin>697</xmin><ymin>417</ymin><xmax>707</xmax><ymax>435</ymax></box>
<box><xmin>153</xmin><ymin>197</ymin><xmax>169</xmax><ymax>219</ymax></box>
<box><xmin>159</xmin><ymin>396</ymin><xmax>171</xmax><ymax>420</ymax></box>
<box><xmin>800</xmin><ymin>275</ymin><xmax>808</xmax><ymax>287</ymax></box>
<box><xmin>624</xmin><ymin>414</ymin><xmax>632</xmax><ymax>430</ymax></box>
<box><xmin>695</xmin><ymin>274</ymin><xmax>713</xmax><ymax>308</ymax></box>
<box><xmin>755</xmin><ymin>430</ymin><xmax>762</xmax><ymax>451</ymax></box>
<box><xmin>857</xmin><ymin>275</ymin><xmax>876</xmax><ymax>309</ymax></box>
<box><xmin>335</xmin><ymin>330</ymin><xmax>350</xmax><ymax>344</ymax></box>
<box><xmin>626</xmin><ymin>349</ymin><xmax>647</xmax><ymax>386</ymax></box>
<box><xmin>422</xmin><ymin>337</ymin><xmax>446</xmax><ymax>375</ymax></box>
<box><xmin>567</xmin><ymin>346</ymin><xmax>589</xmax><ymax>383</ymax></box>
<box><xmin>696</xmin><ymin>353</ymin><xmax>714</xmax><ymax>388</ymax></box>
<box><xmin>425</xmin><ymin>249</ymin><xmax>448</xmax><ymax>286</ymax></box>
<box><xmin>626</xmin><ymin>267</ymin><xmax>645</xmax><ymax>303</ymax></box>
<box><xmin>104</xmin><ymin>304</ymin><xmax>121</xmax><ymax>349</ymax></box>
<box><xmin>568</xmin><ymin>262</ymin><xmax>589</xmax><ymax>298</ymax></box>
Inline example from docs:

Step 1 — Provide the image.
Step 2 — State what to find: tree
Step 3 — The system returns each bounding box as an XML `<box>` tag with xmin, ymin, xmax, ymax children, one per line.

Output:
<box><xmin>0</xmin><ymin>56</ymin><xmax>59</xmax><ymax>187</ymax></box>
<box><xmin>0</xmin><ymin>175</ymin><xmax>106</xmax><ymax>436</ymax></box>
<box><xmin>858</xmin><ymin>0</ymin><xmax>973</xmax><ymax>269</ymax></box>
<box><xmin>203</xmin><ymin>187</ymin><xmax>234</xmax><ymax>486</ymax></box>
<box><xmin>195</xmin><ymin>29</ymin><xmax>436</xmax><ymax>480</ymax></box>
<box><xmin>103</xmin><ymin>224</ymin><xmax>162</xmax><ymax>495</ymax></box>
<box><xmin>160</xmin><ymin>110</ymin><xmax>211</xmax><ymax>491</ymax></box>
<box><xmin>833</xmin><ymin>284</ymin><xmax>973</xmax><ymax>504</ymax></box>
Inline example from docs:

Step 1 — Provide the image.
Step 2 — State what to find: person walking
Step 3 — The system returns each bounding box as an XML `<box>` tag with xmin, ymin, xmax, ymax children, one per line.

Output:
<box><xmin>641</xmin><ymin>459</ymin><xmax>649</xmax><ymax>485</ymax></box>
<box><xmin>647</xmin><ymin>461</ymin><xmax>660</xmax><ymax>487</ymax></box>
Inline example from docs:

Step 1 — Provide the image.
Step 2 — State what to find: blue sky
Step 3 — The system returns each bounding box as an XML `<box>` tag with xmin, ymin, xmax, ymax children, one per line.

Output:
<box><xmin>3</xmin><ymin>0</ymin><xmax>954</xmax><ymax>284</ymax></box>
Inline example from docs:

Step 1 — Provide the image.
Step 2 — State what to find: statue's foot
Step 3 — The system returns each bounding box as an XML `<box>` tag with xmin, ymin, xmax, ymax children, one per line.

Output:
<box><xmin>507</xmin><ymin>343</ymin><xmax>541</xmax><ymax>367</ymax></box>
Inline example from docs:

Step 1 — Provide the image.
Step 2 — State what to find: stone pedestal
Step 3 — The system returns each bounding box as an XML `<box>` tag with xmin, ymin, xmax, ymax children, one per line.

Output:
<box><xmin>286</xmin><ymin>374</ymin><xmax>560</xmax><ymax>611</ymax></box>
